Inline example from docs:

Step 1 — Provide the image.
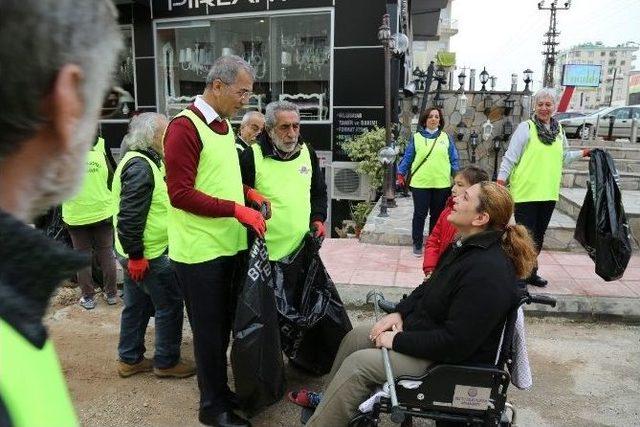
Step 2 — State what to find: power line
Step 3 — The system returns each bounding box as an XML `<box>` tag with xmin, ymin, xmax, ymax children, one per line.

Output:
<box><xmin>538</xmin><ymin>0</ymin><xmax>571</xmax><ymax>87</ymax></box>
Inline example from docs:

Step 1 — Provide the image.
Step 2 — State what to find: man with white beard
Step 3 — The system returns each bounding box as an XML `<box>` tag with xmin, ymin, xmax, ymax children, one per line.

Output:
<box><xmin>239</xmin><ymin>101</ymin><xmax>327</xmax><ymax>301</ymax></box>
<box><xmin>0</xmin><ymin>0</ymin><xmax>121</xmax><ymax>425</ymax></box>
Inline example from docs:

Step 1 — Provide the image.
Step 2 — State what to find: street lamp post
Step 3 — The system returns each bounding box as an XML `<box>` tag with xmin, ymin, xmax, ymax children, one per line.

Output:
<box><xmin>418</xmin><ymin>62</ymin><xmax>435</xmax><ymax>119</ymax></box>
<box><xmin>523</xmin><ymin>68</ymin><xmax>534</xmax><ymax>94</ymax></box>
<box><xmin>378</xmin><ymin>13</ymin><xmax>394</xmax><ymax>216</ymax></box>
<box><xmin>433</xmin><ymin>65</ymin><xmax>447</xmax><ymax>109</ymax></box>
<box><xmin>469</xmin><ymin>130</ymin><xmax>479</xmax><ymax>164</ymax></box>
<box><xmin>479</xmin><ymin>67</ymin><xmax>490</xmax><ymax>92</ymax></box>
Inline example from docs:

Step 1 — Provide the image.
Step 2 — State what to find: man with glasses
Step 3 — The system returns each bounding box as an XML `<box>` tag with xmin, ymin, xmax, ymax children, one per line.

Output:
<box><xmin>163</xmin><ymin>55</ymin><xmax>269</xmax><ymax>427</ymax></box>
<box><xmin>240</xmin><ymin>101</ymin><xmax>327</xmax><ymax>301</ymax></box>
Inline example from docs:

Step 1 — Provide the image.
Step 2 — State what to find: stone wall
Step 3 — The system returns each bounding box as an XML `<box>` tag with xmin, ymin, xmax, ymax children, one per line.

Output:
<box><xmin>399</xmin><ymin>90</ymin><xmax>533</xmax><ymax>176</ymax></box>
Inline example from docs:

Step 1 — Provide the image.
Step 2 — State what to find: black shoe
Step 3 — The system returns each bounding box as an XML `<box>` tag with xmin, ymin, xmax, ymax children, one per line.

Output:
<box><xmin>199</xmin><ymin>411</ymin><xmax>251</xmax><ymax>427</ymax></box>
<box><xmin>528</xmin><ymin>274</ymin><xmax>548</xmax><ymax>288</ymax></box>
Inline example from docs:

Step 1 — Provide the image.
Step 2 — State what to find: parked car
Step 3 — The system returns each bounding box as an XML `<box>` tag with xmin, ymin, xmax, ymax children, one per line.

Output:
<box><xmin>553</xmin><ymin>111</ymin><xmax>586</xmax><ymax>121</ymax></box>
<box><xmin>559</xmin><ymin>105</ymin><xmax>640</xmax><ymax>140</ymax></box>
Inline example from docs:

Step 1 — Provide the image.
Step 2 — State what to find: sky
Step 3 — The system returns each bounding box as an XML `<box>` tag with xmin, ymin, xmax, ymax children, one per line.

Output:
<box><xmin>449</xmin><ymin>0</ymin><xmax>640</xmax><ymax>91</ymax></box>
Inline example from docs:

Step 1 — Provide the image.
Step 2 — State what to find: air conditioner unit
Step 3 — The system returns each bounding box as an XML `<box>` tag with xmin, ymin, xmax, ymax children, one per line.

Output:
<box><xmin>330</xmin><ymin>161</ymin><xmax>373</xmax><ymax>201</ymax></box>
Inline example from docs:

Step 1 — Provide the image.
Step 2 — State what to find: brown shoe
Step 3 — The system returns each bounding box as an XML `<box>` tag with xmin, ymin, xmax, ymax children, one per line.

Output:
<box><xmin>153</xmin><ymin>360</ymin><xmax>196</xmax><ymax>378</ymax></box>
<box><xmin>117</xmin><ymin>358</ymin><xmax>153</xmax><ymax>378</ymax></box>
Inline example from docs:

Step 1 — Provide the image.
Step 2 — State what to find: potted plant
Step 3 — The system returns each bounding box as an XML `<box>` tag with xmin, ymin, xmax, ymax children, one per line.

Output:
<box><xmin>350</xmin><ymin>201</ymin><xmax>373</xmax><ymax>238</ymax></box>
<box><xmin>341</xmin><ymin>126</ymin><xmax>407</xmax><ymax>191</ymax></box>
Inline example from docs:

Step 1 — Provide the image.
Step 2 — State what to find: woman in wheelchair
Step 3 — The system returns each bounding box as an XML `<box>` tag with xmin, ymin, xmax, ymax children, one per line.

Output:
<box><xmin>300</xmin><ymin>181</ymin><xmax>537</xmax><ymax>426</ymax></box>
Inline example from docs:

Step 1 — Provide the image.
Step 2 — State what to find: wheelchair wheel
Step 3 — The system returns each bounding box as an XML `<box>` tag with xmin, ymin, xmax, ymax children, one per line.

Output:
<box><xmin>348</xmin><ymin>411</ymin><xmax>378</xmax><ymax>427</ymax></box>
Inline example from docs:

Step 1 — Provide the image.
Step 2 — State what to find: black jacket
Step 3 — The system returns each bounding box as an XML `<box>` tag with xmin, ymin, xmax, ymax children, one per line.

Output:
<box><xmin>239</xmin><ymin>134</ymin><xmax>328</xmax><ymax>223</ymax></box>
<box><xmin>115</xmin><ymin>148</ymin><xmax>163</xmax><ymax>260</ymax></box>
<box><xmin>235</xmin><ymin>135</ymin><xmax>250</xmax><ymax>157</ymax></box>
<box><xmin>0</xmin><ymin>210</ymin><xmax>88</xmax><ymax>426</ymax></box>
<box><xmin>393</xmin><ymin>230</ymin><xmax>519</xmax><ymax>365</ymax></box>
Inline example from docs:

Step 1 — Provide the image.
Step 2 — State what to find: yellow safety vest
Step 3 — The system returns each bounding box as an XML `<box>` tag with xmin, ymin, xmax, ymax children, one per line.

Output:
<box><xmin>509</xmin><ymin>120</ymin><xmax>564</xmax><ymax>202</ymax></box>
<box><xmin>410</xmin><ymin>132</ymin><xmax>452</xmax><ymax>189</ymax></box>
<box><xmin>167</xmin><ymin>109</ymin><xmax>247</xmax><ymax>263</ymax></box>
<box><xmin>112</xmin><ymin>151</ymin><xmax>169</xmax><ymax>259</ymax></box>
<box><xmin>0</xmin><ymin>319</ymin><xmax>79</xmax><ymax>427</ymax></box>
<box><xmin>253</xmin><ymin>144</ymin><xmax>312</xmax><ymax>260</ymax></box>
<box><xmin>62</xmin><ymin>137</ymin><xmax>113</xmax><ymax>225</ymax></box>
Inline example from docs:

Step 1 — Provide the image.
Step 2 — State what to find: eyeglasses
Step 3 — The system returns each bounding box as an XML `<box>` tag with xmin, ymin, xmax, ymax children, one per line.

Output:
<box><xmin>219</xmin><ymin>80</ymin><xmax>253</xmax><ymax>101</ymax></box>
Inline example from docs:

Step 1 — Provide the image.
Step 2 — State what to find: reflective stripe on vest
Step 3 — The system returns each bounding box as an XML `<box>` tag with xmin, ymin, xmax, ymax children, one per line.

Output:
<box><xmin>253</xmin><ymin>144</ymin><xmax>312</xmax><ymax>260</ymax></box>
<box><xmin>112</xmin><ymin>151</ymin><xmax>169</xmax><ymax>259</ymax></box>
<box><xmin>410</xmin><ymin>132</ymin><xmax>452</xmax><ymax>189</ymax></box>
<box><xmin>0</xmin><ymin>319</ymin><xmax>79</xmax><ymax>427</ymax></box>
<box><xmin>167</xmin><ymin>109</ymin><xmax>247</xmax><ymax>263</ymax></box>
<box><xmin>509</xmin><ymin>120</ymin><xmax>564</xmax><ymax>203</ymax></box>
<box><xmin>62</xmin><ymin>137</ymin><xmax>113</xmax><ymax>225</ymax></box>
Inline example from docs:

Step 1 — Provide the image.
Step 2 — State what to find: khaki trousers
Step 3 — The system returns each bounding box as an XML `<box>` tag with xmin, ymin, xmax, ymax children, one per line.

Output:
<box><xmin>306</xmin><ymin>325</ymin><xmax>431</xmax><ymax>427</ymax></box>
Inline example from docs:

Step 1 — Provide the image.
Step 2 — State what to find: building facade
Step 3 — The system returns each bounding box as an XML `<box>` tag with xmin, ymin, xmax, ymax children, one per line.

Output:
<box><xmin>102</xmin><ymin>0</ymin><xmax>446</xmax><ymax>236</ymax></box>
<box><xmin>554</xmin><ymin>41</ymin><xmax>638</xmax><ymax>110</ymax></box>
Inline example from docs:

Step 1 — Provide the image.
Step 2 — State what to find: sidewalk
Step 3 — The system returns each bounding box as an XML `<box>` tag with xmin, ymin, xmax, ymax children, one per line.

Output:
<box><xmin>320</xmin><ymin>238</ymin><xmax>640</xmax><ymax>320</ymax></box>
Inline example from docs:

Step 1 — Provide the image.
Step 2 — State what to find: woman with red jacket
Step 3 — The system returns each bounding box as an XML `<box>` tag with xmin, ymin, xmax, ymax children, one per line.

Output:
<box><xmin>423</xmin><ymin>166</ymin><xmax>489</xmax><ymax>277</ymax></box>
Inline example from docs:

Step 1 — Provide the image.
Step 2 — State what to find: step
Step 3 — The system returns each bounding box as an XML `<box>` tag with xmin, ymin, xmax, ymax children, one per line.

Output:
<box><xmin>567</xmin><ymin>138</ymin><xmax>640</xmax><ymax>149</ymax></box>
<box><xmin>570</xmin><ymin>157</ymin><xmax>640</xmax><ymax>173</ymax></box>
<box><xmin>562</xmin><ymin>169</ymin><xmax>640</xmax><ymax>191</ymax></box>
<box><xmin>542</xmin><ymin>209</ymin><xmax>584</xmax><ymax>252</ymax></box>
<box><xmin>557</xmin><ymin>187</ymin><xmax>640</xmax><ymax>246</ymax></box>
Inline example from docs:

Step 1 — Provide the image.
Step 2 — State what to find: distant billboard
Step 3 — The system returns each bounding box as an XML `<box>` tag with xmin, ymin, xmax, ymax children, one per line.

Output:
<box><xmin>561</xmin><ymin>64</ymin><xmax>602</xmax><ymax>87</ymax></box>
<box><xmin>629</xmin><ymin>73</ymin><xmax>640</xmax><ymax>95</ymax></box>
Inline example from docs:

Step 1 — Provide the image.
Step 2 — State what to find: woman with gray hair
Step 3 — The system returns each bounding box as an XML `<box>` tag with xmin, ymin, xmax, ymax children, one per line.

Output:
<box><xmin>497</xmin><ymin>87</ymin><xmax>590</xmax><ymax>287</ymax></box>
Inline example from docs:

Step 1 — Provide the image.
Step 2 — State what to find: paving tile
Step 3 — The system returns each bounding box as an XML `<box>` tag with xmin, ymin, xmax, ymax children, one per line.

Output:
<box><xmin>326</xmin><ymin>268</ymin><xmax>354</xmax><ymax>284</ymax></box>
<box><xmin>394</xmin><ymin>271</ymin><xmax>424</xmax><ymax>287</ymax></box>
<box><xmin>350</xmin><ymin>270</ymin><xmax>396</xmax><ymax>287</ymax></box>
<box><xmin>537</xmin><ymin>251</ymin><xmax>558</xmax><ymax>265</ymax></box>
<box><xmin>620</xmin><ymin>267</ymin><xmax>640</xmax><ymax>280</ymax></box>
<box><xmin>540</xmin><ymin>278</ymin><xmax>585</xmax><ymax>295</ymax></box>
<box><xmin>550</xmin><ymin>252</ymin><xmax>594</xmax><ymax>266</ymax></box>
<box><xmin>537</xmin><ymin>265</ymin><xmax>571</xmax><ymax>280</ymax></box>
<box><xmin>575</xmin><ymin>280</ymin><xmax>638</xmax><ymax>297</ymax></box>
<box><xmin>620</xmin><ymin>280</ymin><xmax>640</xmax><ymax>296</ymax></box>
<box><xmin>563</xmin><ymin>265</ymin><xmax>602</xmax><ymax>280</ymax></box>
<box><xmin>396</xmin><ymin>264</ymin><xmax>424</xmax><ymax>273</ymax></box>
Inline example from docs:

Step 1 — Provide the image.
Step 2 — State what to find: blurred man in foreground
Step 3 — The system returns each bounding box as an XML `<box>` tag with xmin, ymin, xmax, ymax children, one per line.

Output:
<box><xmin>0</xmin><ymin>0</ymin><xmax>121</xmax><ymax>425</ymax></box>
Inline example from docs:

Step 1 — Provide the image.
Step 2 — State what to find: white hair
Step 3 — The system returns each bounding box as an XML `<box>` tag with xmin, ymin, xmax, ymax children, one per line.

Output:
<box><xmin>0</xmin><ymin>0</ymin><xmax>122</xmax><ymax>160</ymax></box>
<box><xmin>205</xmin><ymin>55</ymin><xmax>255</xmax><ymax>85</ymax></box>
<box><xmin>125</xmin><ymin>113</ymin><xmax>167</xmax><ymax>151</ymax></box>
<box><xmin>533</xmin><ymin>87</ymin><xmax>558</xmax><ymax>105</ymax></box>
<box><xmin>241</xmin><ymin>110</ymin><xmax>264</xmax><ymax>127</ymax></box>
<box><xmin>265</xmin><ymin>101</ymin><xmax>299</xmax><ymax>130</ymax></box>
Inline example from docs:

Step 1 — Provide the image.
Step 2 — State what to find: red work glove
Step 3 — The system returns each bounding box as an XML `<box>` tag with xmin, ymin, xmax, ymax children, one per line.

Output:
<box><xmin>582</xmin><ymin>148</ymin><xmax>591</xmax><ymax>157</ymax></box>
<box><xmin>128</xmin><ymin>258</ymin><xmax>149</xmax><ymax>282</ymax></box>
<box><xmin>245</xmin><ymin>187</ymin><xmax>272</xmax><ymax>219</ymax></box>
<box><xmin>234</xmin><ymin>204</ymin><xmax>266</xmax><ymax>237</ymax></box>
<box><xmin>396</xmin><ymin>173</ymin><xmax>405</xmax><ymax>188</ymax></box>
<box><xmin>311</xmin><ymin>220</ymin><xmax>326</xmax><ymax>238</ymax></box>
<box><xmin>496</xmin><ymin>179</ymin><xmax>506</xmax><ymax>187</ymax></box>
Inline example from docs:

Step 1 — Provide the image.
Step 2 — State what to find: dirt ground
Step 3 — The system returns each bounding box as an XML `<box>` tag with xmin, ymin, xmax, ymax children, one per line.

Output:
<box><xmin>48</xmin><ymin>287</ymin><xmax>640</xmax><ymax>427</ymax></box>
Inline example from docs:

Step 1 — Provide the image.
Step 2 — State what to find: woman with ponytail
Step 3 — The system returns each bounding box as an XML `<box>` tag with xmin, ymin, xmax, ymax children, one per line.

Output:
<box><xmin>298</xmin><ymin>182</ymin><xmax>538</xmax><ymax>426</ymax></box>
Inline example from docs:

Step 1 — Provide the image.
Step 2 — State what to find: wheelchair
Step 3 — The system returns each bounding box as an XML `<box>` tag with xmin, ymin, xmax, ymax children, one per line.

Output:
<box><xmin>348</xmin><ymin>290</ymin><xmax>556</xmax><ymax>427</ymax></box>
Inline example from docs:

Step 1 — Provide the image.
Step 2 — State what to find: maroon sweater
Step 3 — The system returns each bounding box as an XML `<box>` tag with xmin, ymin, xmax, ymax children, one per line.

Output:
<box><xmin>164</xmin><ymin>104</ymin><xmax>245</xmax><ymax>218</ymax></box>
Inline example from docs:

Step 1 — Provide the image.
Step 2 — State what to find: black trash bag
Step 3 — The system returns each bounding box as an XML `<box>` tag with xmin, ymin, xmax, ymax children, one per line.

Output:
<box><xmin>574</xmin><ymin>149</ymin><xmax>632</xmax><ymax>281</ymax></box>
<box><xmin>273</xmin><ymin>233</ymin><xmax>352</xmax><ymax>375</ymax></box>
<box><xmin>231</xmin><ymin>238</ymin><xmax>285</xmax><ymax>417</ymax></box>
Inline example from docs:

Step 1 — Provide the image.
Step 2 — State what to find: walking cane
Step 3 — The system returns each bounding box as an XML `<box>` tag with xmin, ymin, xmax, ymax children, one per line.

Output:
<box><xmin>366</xmin><ymin>290</ymin><xmax>405</xmax><ymax>424</ymax></box>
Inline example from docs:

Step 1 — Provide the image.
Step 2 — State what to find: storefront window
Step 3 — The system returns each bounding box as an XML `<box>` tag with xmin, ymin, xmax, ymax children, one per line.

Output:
<box><xmin>156</xmin><ymin>12</ymin><xmax>331</xmax><ymax>121</ymax></box>
<box><xmin>102</xmin><ymin>26</ymin><xmax>135</xmax><ymax>119</ymax></box>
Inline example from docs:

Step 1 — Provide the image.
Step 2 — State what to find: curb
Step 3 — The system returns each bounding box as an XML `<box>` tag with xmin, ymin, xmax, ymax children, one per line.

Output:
<box><xmin>335</xmin><ymin>283</ymin><xmax>640</xmax><ymax>322</ymax></box>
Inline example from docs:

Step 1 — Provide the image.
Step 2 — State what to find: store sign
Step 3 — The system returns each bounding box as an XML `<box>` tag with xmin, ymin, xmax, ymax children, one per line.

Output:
<box><xmin>561</xmin><ymin>64</ymin><xmax>602</xmax><ymax>88</ymax></box>
<box><xmin>157</xmin><ymin>0</ymin><xmax>332</xmax><ymax>15</ymax></box>
<box><xmin>168</xmin><ymin>0</ymin><xmax>258</xmax><ymax>10</ymax></box>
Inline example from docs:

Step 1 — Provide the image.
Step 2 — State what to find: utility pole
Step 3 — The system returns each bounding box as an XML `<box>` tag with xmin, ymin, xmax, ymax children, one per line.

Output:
<box><xmin>538</xmin><ymin>0</ymin><xmax>571</xmax><ymax>88</ymax></box>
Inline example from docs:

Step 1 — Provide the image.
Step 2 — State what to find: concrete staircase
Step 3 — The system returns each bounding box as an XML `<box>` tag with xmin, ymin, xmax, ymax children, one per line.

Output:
<box><xmin>545</xmin><ymin>138</ymin><xmax>640</xmax><ymax>251</ymax></box>
<box><xmin>359</xmin><ymin>138</ymin><xmax>640</xmax><ymax>251</ymax></box>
